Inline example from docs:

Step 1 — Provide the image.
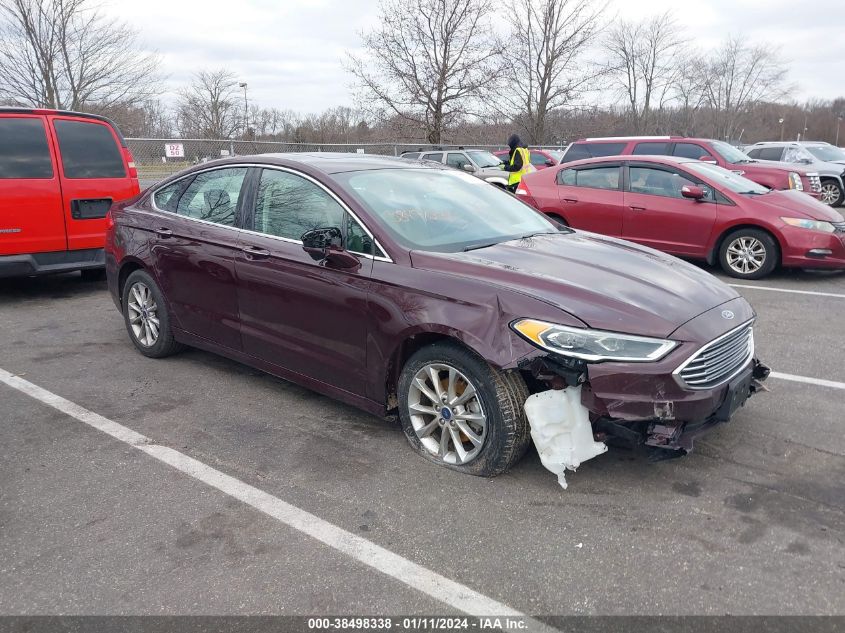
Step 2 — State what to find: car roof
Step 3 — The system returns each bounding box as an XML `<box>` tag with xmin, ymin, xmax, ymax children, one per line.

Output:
<box><xmin>0</xmin><ymin>106</ymin><xmax>127</xmax><ymax>144</ymax></box>
<box><xmin>561</xmin><ymin>155</ymin><xmax>698</xmax><ymax>168</ymax></box>
<box><xmin>157</xmin><ymin>153</ymin><xmax>446</xmax><ymax>183</ymax></box>
<box><xmin>577</xmin><ymin>135</ymin><xmax>680</xmax><ymax>142</ymax></box>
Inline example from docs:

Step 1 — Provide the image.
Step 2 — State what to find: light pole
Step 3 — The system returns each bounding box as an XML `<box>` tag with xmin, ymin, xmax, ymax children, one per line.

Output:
<box><xmin>779</xmin><ymin>118</ymin><xmax>785</xmax><ymax>141</ymax></box>
<box><xmin>837</xmin><ymin>116</ymin><xmax>843</xmax><ymax>146</ymax></box>
<box><xmin>239</xmin><ymin>82</ymin><xmax>249</xmax><ymax>139</ymax></box>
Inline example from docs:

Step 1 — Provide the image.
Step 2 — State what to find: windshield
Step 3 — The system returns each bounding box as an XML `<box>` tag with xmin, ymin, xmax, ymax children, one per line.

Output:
<box><xmin>466</xmin><ymin>150</ymin><xmax>503</xmax><ymax>168</ymax></box>
<box><xmin>711</xmin><ymin>140</ymin><xmax>753</xmax><ymax>163</ymax></box>
<box><xmin>807</xmin><ymin>145</ymin><xmax>845</xmax><ymax>162</ymax></box>
<box><xmin>684</xmin><ymin>162</ymin><xmax>770</xmax><ymax>195</ymax></box>
<box><xmin>336</xmin><ymin>168</ymin><xmax>558</xmax><ymax>252</ymax></box>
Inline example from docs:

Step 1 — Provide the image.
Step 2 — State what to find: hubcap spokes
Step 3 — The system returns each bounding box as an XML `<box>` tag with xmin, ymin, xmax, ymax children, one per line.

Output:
<box><xmin>726</xmin><ymin>237</ymin><xmax>766</xmax><ymax>274</ymax></box>
<box><xmin>820</xmin><ymin>184</ymin><xmax>839</xmax><ymax>205</ymax></box>
<box><xmin>408</xmin><ymin>363</ymin><xmax>487</xmax><ymax>465</ymax></box>
<box><xmin>127</xmin><ymin>282</ymin><xmax>159</xmax><ymax>347</ymax></box>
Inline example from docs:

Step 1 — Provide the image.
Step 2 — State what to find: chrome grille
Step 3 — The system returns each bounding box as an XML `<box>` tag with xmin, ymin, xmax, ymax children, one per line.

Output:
<box><xmin>807</xmin><ymin>174</ymin><xmax>822</xmax><ymax>193</ymax></box>
<box><xmin>832</xmin><ymin>221</ymin><xmax>845</xmax><ymax>234</ymax></box>
<box><xmin>676</xmin><ymin>322</ymin><xmax>754</xmax><ymax>390</ymax></box>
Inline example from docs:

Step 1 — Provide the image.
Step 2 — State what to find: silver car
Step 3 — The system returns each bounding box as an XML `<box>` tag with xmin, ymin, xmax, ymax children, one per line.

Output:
<box><xmin>401</xmin><ymin>149</ymin><xmax>508</xmax><ymax>188</ymax></box>
<box><xmin>746</xmin><ymin>141</ymin><xmax>845</xmax><ymax>206</ymax></box>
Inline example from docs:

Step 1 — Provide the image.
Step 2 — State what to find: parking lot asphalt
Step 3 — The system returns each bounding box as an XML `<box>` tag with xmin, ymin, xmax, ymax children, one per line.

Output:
<box><xmin>1</xmin><ymin>264</ymin><xmax>844</xmax><ymax>618</ymax></box>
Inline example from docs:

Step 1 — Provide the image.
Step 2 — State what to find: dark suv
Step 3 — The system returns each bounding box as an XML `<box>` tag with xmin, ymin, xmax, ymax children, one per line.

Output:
<box><xmin>560</xmin><ymin>136</ymin><xmax>822</xmax><ymax>198</ymax></box>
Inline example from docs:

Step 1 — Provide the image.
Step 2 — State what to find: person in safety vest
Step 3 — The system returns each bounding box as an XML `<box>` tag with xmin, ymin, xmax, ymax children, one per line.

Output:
<box><xmin>502</xmin><ymin>134</ymin><xmax>533</xmax><ymax>192</ymax></box>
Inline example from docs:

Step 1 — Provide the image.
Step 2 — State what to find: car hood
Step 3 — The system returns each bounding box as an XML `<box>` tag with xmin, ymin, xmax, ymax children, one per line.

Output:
<box><xmin>410</xmin><ymin>232</ymin><xmax>739</xmax><ymax>338</ymax></box>
<box><xmin>744</xmin><ymin>189</ymin><xmax>845</xmax><ymax>221</ymax></box>
<box><xmin>744</xmin><ymin>159</ymin><xmax>811</xmax><ymax>174</ymax></box>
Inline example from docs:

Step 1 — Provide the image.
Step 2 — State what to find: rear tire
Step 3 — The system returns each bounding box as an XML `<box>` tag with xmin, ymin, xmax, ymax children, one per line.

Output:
<box><xmin>121</xmin><ymin>270</ymin><xmax>184</xmax><ymax>358</ymax></box>
<box><xmin>397</xmin><ymin>342</ymin><xmax>531</xmax><ymax>477</ymax></box>
<box><xmin>718</xmin><ymin>228</ymin><xmax>778</xmax><ymax>280</ymax></box>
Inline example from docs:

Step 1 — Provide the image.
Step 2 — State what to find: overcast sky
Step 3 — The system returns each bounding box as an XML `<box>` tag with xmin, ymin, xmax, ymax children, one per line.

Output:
<box><xmin>110</xmin><ymin>0</ymin><xmax>844</xmax><ymax>113</ymax></box>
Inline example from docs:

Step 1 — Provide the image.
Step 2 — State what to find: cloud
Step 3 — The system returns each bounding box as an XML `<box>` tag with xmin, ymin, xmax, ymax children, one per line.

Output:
<box><xmin>104</xmin><ymin>0</ymin><xmax>843</xmax><ymax>113</ymax></box>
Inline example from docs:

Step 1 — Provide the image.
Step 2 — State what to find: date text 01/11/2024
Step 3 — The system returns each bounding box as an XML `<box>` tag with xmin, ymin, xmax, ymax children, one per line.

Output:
<box><xmin>306</xmin><ymin>617</ymin><xmax>529</xmax><ymax>630</ymax></box>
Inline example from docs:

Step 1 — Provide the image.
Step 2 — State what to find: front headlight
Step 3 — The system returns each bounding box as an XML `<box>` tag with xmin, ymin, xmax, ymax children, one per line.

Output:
<box><xmin>781</xmin><ymin>217</ymin><xmax>836</xmax><ymax>233</ymax></box>
<box><xmin>511</xmin><ymin>319</ymin><xmax>678</xmax><ymax>362</ymax></box>
<box><xmin>788</xmin><ymin>172</ymin><xmax>804</xmax><ymax>191</ymax></box>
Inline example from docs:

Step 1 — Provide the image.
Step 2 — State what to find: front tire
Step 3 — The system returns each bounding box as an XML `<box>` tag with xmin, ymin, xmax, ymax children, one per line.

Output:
<box><xmin>819</xmin><ymin>180</ymin><xmax>844</xmax><ymax>207</ymax></box>
<box><xmin>397</xmin><ymin>342</ymin><xmax>531</xmax><ymax>477</ymax></box>
<box><xmin>718</xmin><ymin>228</ymin><xmax>778</xmax><ymax>279</ymax></box>
<box><xmin>121</xmin><ymin>270</ymin><xmax>183</xmax><ymax>358</ymax></box>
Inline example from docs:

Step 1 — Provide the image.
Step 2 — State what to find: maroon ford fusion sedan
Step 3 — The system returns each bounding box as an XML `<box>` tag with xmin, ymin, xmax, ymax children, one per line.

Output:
<box><xmin>105</xmin><ymin>153</ymin><xmax>769</xmax><ymax>477</ymax></box>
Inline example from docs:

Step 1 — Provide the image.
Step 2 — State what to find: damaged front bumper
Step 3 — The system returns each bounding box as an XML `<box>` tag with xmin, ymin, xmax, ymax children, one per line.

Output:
<box><xmin>521</xmin><ymin>352</ymin><xmax>771</xmax><ymax>457</ymax></box>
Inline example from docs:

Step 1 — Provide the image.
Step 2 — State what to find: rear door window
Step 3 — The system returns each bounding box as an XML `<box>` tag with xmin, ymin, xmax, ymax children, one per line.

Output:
<box><xmin>446</xmin><ymin>153</ymin><xmax>471</xmax><ymax>169</ymax></box>
<box><xmin>673</xmin><ymin>142</ymin><xmax>713</xmax><ymax>160</ymax></box>
<box><xmin>153</xmin><ymin>179</ymin><xmax>191</xmax><ymax>212</ymax></box>
<box><xmin>633</xmin><ymin>142</ymin><xmax>670</xmax><ymax>155</ymax></box>
<box><xmin>0</xmin><ymin>117</ymin><xmax>54</xmax><ymax>179</ymax></box>
<box><xmin>571</xmin><ymin>166</ymin><xmax>620</xmax><ymax>190</ymax></box>
<box><xmin>750</xmin><ymin>147</ymin><xmax>784</xmax><ymax>161</ymax></box>
<box><xmin>53</xmin><ymin>119</ymin><xmax>126</xmax><ymax>179</ymax></box>
<box><xmin>586</xmin><ymin>143</ymin><xmax>626</xmax><ymax>158</ymax></box>
<box><xmin>421</xmin><ymin>152</ymin><xmax>444</xmax><ymax>162</ymax></box>
<box><xmin>176</xmin><ymin>168</ymin><xmax>246</xmax><ymax>226</ymax></box>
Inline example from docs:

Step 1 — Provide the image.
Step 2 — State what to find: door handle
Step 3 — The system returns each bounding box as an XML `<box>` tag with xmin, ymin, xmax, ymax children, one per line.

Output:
<box><xmin>563</xmin><ymin>197</ymin><xmax>578</xmax><ymax>203</ymax></box>
<box><xmin>241</xmin><ymin>245</ymin><xmax>270</xmax><ymax>260</ymax></box>
<box><xmin>155</xmin><ymin>227</ymin><xmax>173</xmax><ymax>237</ymax></box>
<box><xmin>629</xmin><ymin>206</ymin><xmax>646</xmax><ymax>211</ymax></box>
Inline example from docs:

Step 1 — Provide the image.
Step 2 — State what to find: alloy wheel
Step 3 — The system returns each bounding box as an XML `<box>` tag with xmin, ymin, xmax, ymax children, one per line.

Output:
<box><xmin>127</xmin><ymin>282</ymin><xmax>160</xmax><ymax>347</ymax></box>
<box><xmin>726</xmin><ymin>236</ymin><xmax>766</xmax><ymax>275</ymax></box>
<box><xmin>407</xmin><ymin>363</ymin><xmax>487</xmax><ymax>465</ymax></box>
<box><xmin>819</xmin><ymin>183</ymin><xmax>841</xmax><ymax>206</ymax></box>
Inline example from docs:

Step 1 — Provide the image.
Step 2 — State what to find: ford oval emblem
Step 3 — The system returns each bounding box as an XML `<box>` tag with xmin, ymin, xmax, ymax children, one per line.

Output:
<box><xmin>721</xmin><ymin>310</ymin><xmax>735</xmax><ymax>320</ymax></box>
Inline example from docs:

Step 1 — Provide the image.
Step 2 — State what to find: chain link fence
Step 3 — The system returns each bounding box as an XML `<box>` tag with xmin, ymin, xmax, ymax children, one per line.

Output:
<box><xmin>126</xmin><ymin>138</ymin><xmax>516</xmax><ymax>187</ymax></box>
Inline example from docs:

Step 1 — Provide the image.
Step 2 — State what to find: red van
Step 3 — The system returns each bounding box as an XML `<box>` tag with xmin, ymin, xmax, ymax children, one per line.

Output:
<box><xmin>0</xmin><ymin>108</ymin><xmax>139</xmax><ymax>279</ymax></box>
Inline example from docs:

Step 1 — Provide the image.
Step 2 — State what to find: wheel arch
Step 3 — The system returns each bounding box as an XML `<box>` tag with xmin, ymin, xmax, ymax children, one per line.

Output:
<box><xmin>544</xmin><ymin>211</ymin><xmax>569</xmax><ymax>226</ymax></box>
<box><xmin>116</xmin><ymin>258</ymin><xmax>147</xmax><ymax>305</ymax></box>
<box><xmin>383</xmin><ymin>329</ymin><xmax>494</xmax><ymax>413</ymax></box>
<box><xmin>707</xmin><ymin>223</ymin><xmax>783</xmax><ymax>267</ymax></box>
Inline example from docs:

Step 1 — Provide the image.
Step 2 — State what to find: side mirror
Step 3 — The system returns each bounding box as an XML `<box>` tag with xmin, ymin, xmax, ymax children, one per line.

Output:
<box><xmin>545</xmin><ymin>158</ymin><xmax>555</xmax><ymax>166</ymax></box>
<box><xmin>300</xmin><ymin>227</ymin><xmax>360</xmax><ymax>269</ymax></box>
<box><xmin>462</xmin><ymin>163</ymin><xmax>475</xmax><ymax>172</ymax></box>
<box><xmin>301</xmin><ymin>226</ymin><xmax>342</xmax><ymax>260</ymax></box>
<box><xmin>681</xmin><ymin>185</ymin><xmax>706</xmax><ymax>201</ymax></box>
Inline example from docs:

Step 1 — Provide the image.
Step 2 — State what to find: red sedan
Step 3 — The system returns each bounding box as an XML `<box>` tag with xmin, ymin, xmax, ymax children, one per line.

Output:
<box><xmin>517</xmin><ymin>155</ymin><xmax>845</xmax><ymax>279</ymax></box>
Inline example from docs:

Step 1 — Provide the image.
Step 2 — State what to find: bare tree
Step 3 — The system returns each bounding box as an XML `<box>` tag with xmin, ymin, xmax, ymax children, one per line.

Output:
<box><xmin>604</xmin><ymin>12</ymin><xmax>684</xmax><ymax>134</ymax></box>
<box><xmin>346</xmin><ymin>0</ymin><xmax>499</xmax><ymax>144</ymax></box>
<box><xmin>700</xmin><ymin>35</ymin><xmax>789</xmax><ymax>141</ymax></box>
<box><xmin>499</xmin><ymin>0</ymin><xmax>604</xmax><ymax>144</ymax></box>
<box><xmin>0</xmin><ymin>0</ymin><xmax>160</xmax><ymax>110</ymax></box>
<box><xmin>175</xmin><ymin>70</ymin><xmax>242</xmax><ymax>139</ymax></box>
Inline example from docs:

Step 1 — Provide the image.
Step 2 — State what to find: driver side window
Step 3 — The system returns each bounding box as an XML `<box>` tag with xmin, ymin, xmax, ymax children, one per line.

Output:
<box><xmin>254</xmin><ymin>169</ymin><xmax>345</xmax><ymax>241</ymax></box>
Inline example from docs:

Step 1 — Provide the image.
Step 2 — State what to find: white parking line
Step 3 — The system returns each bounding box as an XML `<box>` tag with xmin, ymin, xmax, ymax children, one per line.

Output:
<box><xmin>0</xmin><ymin>367</ymin><xmax>555</xmax><ymax>631</ymax></box>
<box><xmin>770</xmin><ymin>371</ymin><xmax>845</xmax><ymax>390</ymax></box>
<box><xmin>728</xmin><ymin>283</ymin><xmax>845</xmax><ymax>299</ymax></box>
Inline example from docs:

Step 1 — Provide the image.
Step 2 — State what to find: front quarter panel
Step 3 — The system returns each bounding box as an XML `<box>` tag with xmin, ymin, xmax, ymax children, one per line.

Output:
<box><xmin>364</xmin><ymin>260</ymin><xmax>583</xmax><ymax>404</ymax></box>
